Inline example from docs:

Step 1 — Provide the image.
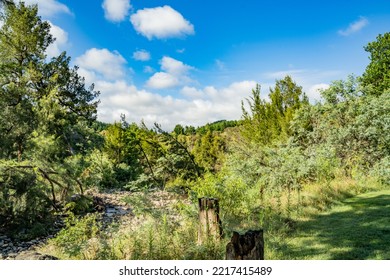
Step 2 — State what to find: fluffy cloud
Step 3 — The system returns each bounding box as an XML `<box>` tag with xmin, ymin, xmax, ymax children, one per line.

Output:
<box><xmin>133</xmin><ymin>49</ymin><xmax>151</xmax><ymax>61</ymax></box>
<box><xmin>74</xmin><ymin>48</ymin><xmax>256</xmax><ymax>129</ymax></box>
<box><xmin>181</xmin><ymin>86</ymin><xmax>205</xmax><ymax>98</ymax></box>
<box><xmin>146</xmin><ymin>56</ymin><xmax>194</xmax><ymax>89</ymax></box>
<box><xmin>130</xmin><ymin>5</ymin><xmax>194</xmax><ymax>40</ymax></box>
<box><xmin>46</xmin><ymin>22</ymin><xmax>68</xmax><ymax>57</ymax></box>
<box><xmin>75</xmin><ymin>48</ymin><xmax>127</xmax><ymax>80</ymax></box>
<box><xmin>95</xmin><ymin>79</ymin><xmax>257</xmax><ymax>130</ymax></box>
<box><xmin>23</xmin><ymin>0</ymin><xmax>71</xmax><ymax>17</ymax></box>
<box><xmin>306</xmin><ymin>83</ymin><xmax>330</xmax><ymax>101</ymax></box>
<box><xmin>74</xmin><ymin>49</ymin><xmax>252</xmax><ymax>129</ymax></box>
<box><xmin>146</xmin><ymin>72</ymin><xmax>179</xmax><ymax>89</ymax></box>
<box><xmin>338</xmin><ymin>17</ymin><xmax>369</xmax><ymax>36</ymax></box>
<box><xmin>160</xmin><ymin>56</ymin><xmax>193</xmax><ymax>76</ymax></box>
<box><xmin>102</xmin><ymin>0</ymin><xmax>131</xmax><ymax>22</ymax></box>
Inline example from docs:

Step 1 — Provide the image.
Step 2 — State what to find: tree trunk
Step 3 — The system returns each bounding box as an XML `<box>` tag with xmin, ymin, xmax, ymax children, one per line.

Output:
<box><xmin>226</xmin><ymin>230</ymin><xmax>264</xmax><ymax>260</ymax></box>
<box><xmin>198</xmin><ymin>197</ymin><xmax>222</xmax><ymax>244</ymax></box>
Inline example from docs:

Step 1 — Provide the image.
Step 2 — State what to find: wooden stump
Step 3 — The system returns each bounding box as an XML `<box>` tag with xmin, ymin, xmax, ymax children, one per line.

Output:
<box><xmin>226</xmin><ymin>230</ymin><xmax>264</xmax><ymax>260</ymax></box>
<box><xmin>198</xmin><ymin>197</ymin><xmax>223</xmax><ymax>244</ymax></box>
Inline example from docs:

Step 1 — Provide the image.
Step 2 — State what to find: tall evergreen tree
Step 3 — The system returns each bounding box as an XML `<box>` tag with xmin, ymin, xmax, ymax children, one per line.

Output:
<box><xmin>0</xmin><ymin>2</ymin><xmax>99</xmax><ymax>229</ymax></box>
<box><xmin>241</xmin><ymin>76</ymin><xmax>308</xmax><ymax>145</ymax></box>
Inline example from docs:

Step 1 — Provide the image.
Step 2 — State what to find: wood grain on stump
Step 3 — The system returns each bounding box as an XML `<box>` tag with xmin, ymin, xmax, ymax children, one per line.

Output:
<box><xmin>226</xmin><ymin>230</ymin><xmax>264</xmax><ymax>260</ymax></box>
<box><xmin>198</xmin><ymin>197</ymin><xmax>222</xmax><ymax>244</ymax></box>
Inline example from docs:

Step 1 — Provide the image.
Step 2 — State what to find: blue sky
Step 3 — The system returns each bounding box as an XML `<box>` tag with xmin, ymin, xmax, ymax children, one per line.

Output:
<box><xmin>21</xmin><ymin>0</ymin><xmax>390</xmax><ymax>129</ymax></box>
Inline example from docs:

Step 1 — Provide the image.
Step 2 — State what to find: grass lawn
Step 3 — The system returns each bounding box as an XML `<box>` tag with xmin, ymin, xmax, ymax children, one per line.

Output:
<box><xmin>276</xmin><ymin>189</ymin><xmax>390</xmax><ymax>259</ymax></box>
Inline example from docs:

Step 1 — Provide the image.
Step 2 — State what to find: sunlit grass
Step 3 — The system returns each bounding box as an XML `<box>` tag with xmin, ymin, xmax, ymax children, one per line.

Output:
<box><xmin>272</xmin><ymin>189</ymin><xmax>390</xmax><ymax>259</ymax></box>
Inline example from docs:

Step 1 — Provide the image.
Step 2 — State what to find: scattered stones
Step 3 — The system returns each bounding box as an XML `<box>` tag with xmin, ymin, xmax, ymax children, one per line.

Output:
<box><xmin>14</xmin><ymin>251</ymin><xmax>58</xmax><ymax>260</ymax></box>
<box><xmin>1</xmin><ymin>189</ymin><xmax>188</xmax><ymax>259</ymax></box>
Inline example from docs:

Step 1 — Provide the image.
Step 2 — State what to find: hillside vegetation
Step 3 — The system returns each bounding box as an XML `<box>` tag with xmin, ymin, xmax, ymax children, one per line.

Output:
<box><xmin>1</xmin><ymin>2</ymin><xmax>389</xmax><ymax>259</ymax></box>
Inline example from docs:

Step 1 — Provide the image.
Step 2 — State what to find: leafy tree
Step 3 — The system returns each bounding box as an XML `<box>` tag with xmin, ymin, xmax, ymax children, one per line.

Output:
<box><xmin>193</xmin><ymin>131</ymin><xmax>226</xmax><ymax>172</ymax></box>
<box><xmin>291</xmin><ymin>75</ymin><xmax>390</xmax><ymax>176</ymax></box>
<box><xmin>360</xmin><ymin>32</ymin><xmax>390</xmax><ymax>95</ymax></box>
<box><xmin>0</xmin><ymin>2</ymin><xmax>98</xmax><ymax>230</ymax></box>
<box><xmin>173</xmin><ymin>124</ymin><xmax>185</xmax><ymax>135</ymax></box>
<box><xmin>153</xmin><ymin>123</ymin><xmax>201</xmax><ymax>188</ymax></box>
<box><xmin>241</xmin><ymin>76</ymin><xmax>308</xmax><ymax>145</ymax></box>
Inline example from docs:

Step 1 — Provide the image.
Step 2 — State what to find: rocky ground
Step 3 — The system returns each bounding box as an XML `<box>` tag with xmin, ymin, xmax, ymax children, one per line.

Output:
<box><xmin>0</xmin><ymin>189</ymin><xmax>188</xmax><ymax>260</ymax></box>
<box><xmin>0</xmin><ymin>234</ymin><xmax>57</xmax><ymax>260</ymax></box>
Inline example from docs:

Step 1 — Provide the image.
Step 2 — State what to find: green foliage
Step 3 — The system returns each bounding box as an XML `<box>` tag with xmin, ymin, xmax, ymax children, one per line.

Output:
<box><xmin>196</xmin><ymin>120</ymin><xmax>239</xmax><ymax>135</ymax></box>
<box><xmin>0</xmin><ymin>160</ymin><xmax>52</xmax><ymax>229</ymax></box>
<box><xmin>154</xmin><ymin>124</ymin><xmax>201</xmax><ymax>188</ymax></box>
<box><xmin>65</xmin><ymin>194</ymin><xmax>94</xmax><ymax>215</ymax></box>
<box><xmin>370</xmin><ymin>156</ymin><xmax>390</xmax><ymax>186</ymax></box>
<box><xmin>192</xmin><ymin>131</ymin><xmax>226</xmax><ymax>172</ymax></box>
<box><xmin>50</xmin><ymin>213</ymin><xmax>100</xmax><ymax>259</ymax></box>
<box><xmin>292</xmin><ymin>77</ymin><xmax>390</xmax><ymax>172</ymax></box>
<box><xmin>1</xmin><ymin>3</ymin><xmax>389</xmax><ymax>260</ymax></box>
<box><xmin>241</xmin><ymin>76</ymin><xmax>308</xmax><ymax>145</ymax></box>
<box><xmin>0</xmin><ymin>2</ymin><xmax>99</xmax><ymax>230</ymax></box>
<box><xmin>360</xmin><ymin>32</ymin><xmax>390</xmax><ymax>95</ymax></box>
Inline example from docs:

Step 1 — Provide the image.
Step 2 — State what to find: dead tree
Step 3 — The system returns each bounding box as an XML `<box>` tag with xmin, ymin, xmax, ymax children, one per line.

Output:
<box><xmin>198</xmin><ymin>197</ymin><xmax>223</xmax><ymax>244</ymax></box>
<box><xmin>226</xmin><ymin>230</ymin><xmax>264</xmax><ymax>260</ymax></box>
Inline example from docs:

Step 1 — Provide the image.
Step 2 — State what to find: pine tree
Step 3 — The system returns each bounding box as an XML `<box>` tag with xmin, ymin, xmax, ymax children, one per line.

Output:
<box><xmin>0</xmin><ymin>2</ymin><xmax>99</xmax><ymax>229</ymax></box>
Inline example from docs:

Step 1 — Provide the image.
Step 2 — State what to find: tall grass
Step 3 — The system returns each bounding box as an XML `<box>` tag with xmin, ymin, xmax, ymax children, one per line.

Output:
<box><xmin>38</xmin><ymin>171</ymin><xmax>386</xmax><ymax>260</ymax></box>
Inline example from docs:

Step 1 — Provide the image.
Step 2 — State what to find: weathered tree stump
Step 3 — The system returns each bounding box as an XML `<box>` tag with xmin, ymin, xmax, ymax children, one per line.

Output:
<box><xmin>198</xmin><ymin>197</ymin><xmax>223</xmax><ymax>244</ymax></box>
<box><xmin>226</xmin><ymin>230</ymin><xmax>264</xmax><ymax>260</ymax></box>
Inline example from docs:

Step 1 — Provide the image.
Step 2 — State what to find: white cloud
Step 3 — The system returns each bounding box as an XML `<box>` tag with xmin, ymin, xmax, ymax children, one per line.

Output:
<box><xmin>102</xmin><ymin>0</ymin><xmax>131</xmax><ymax>22</ymax></box>
<box><xmin>130</xmin><ymin>5</ymin><xmax>194</xmax><ymax>40</ymax></box>
<box><xmin>338</xmin><ymin>17</ymin><xmax>369</xmax><ymax>36</ymax></box>
<box><xmin>75</xmin><ymin>48</ymin><xmax>127</xmax><ymax>80</ymax></box>
<box><xmin>146</xmin><ymin>72</ymin><xmax>179</xmax><ymax>89</ymax></box>
<box><xmin>160</xmin><ymin>56</ymin><xmax>193</xmax><ymax>76</ymax></box>
<box><xmin>307</xmin><ymin>83</ymin><xmax>330</xmax><ymax>101</ymax></box>
<box><xmin>133</xmin><ymin>49</ymin><xmax>151</xmax><ymax>61</ymax></box>
<box><xmin>23</xmin><ymin>0</ymin><xmax>71</xmax><ymax>17</ymax></box>
<box><xmin>146</xmin><ymin>56</ymin><xmax>194</xmax><ymax>89</ymax></box>
<box><xmin>73</xmin><ymin>49</ymin><xmax>256</xmax><ymax>130</ymax></box>
<box><xmin>181</xmin><ymin>86</ymin><xmax>205</xmax><ymax>98</ymax></box>
<box><xmin>94</xmin><ymin>79</ymin><xmax>257</xmax><ymax>130</ymax></box>
<box><xmin>46</xmin><ymin>22</ymin><xmax>68</xmax><ymax>57</ymax></box>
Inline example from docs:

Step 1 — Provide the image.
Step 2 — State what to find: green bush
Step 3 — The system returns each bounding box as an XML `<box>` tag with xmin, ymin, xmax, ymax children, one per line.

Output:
<box><xmin>0</xmin><ymin>161</ymin><xmax>52</xmax><ymax>231</ymax></box>
<box><xmin>50</xmin><ymin>213</ymin><xmax>100</xmax><ymax>258</ymax></box>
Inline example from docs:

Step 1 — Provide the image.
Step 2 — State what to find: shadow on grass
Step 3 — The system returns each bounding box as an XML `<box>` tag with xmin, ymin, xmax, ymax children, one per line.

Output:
<box><xmin>282</xmin><ymin>191</ymin><xmax>390</xmax><ymax>259</ymax></box>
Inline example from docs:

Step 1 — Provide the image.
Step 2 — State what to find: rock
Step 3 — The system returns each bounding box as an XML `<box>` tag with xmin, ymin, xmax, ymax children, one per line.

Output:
<box><xmin>106</xmin><ymin>207</ymin><xmax>116</xmax><ymax>212</ymax></box>
<box><xmin>14</xmin><ymin>251</ymin><xmax>58</xmax><ymax>260</ymax></box>
<box><xmin>7</xmin><ymin>252</ymin><xmax>18</xmax><ymax>259</ymax></box>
